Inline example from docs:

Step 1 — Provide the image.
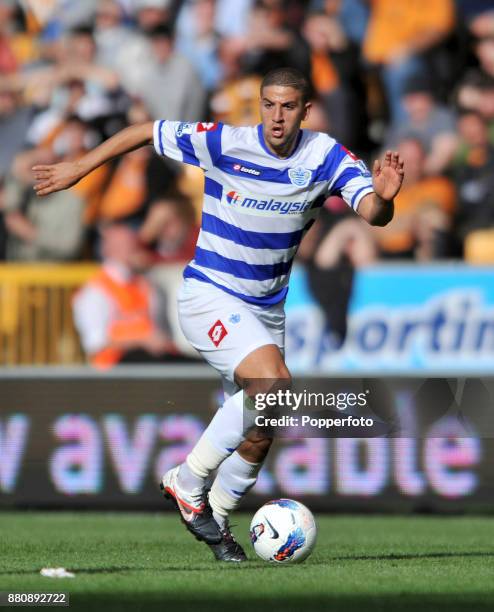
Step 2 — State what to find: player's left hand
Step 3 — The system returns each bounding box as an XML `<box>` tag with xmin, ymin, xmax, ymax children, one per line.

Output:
<box><xmin>372</xmin><ymin>150</ymin><xmax>404</xmax><ymax>201</ymax></box>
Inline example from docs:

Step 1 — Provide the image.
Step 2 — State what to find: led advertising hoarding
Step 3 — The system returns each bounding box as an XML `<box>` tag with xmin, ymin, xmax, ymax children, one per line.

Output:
<box><xmin>1</xmin><ymin>371</ymin><xmax>492</xmax><ymax>511</ymax></box>
<box><xmin>286</xmin><ymin>264</ymin><xmax>494</xmax><ymax>374</ymax></box>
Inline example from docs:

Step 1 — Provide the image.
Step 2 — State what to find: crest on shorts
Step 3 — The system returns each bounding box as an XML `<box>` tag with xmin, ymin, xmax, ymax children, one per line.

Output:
<box><xmin>208</xmin><ymin>320</ymin><xmax>228</xmax><ymax>347</ymax></box>
<box><xmin>288</xmin><ymin>166</ymin><xmax>312</xmax><ymax>187</ymax></box>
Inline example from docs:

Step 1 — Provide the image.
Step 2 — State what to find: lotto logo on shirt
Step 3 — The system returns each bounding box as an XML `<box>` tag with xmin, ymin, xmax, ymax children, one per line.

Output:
<box><xmin>208</xmin><ymin>320</ymin><xmax>228</xmax><ymax>347</ymax></box>
<box><xmin>197</xmin><ymin>122</ymin><xmax>218</xmax><ymax>132</ymax></box>
<box><xmin>233</xmin><ymin>163</ymin><xmax>261</xmax><ymax>176</ymax></box>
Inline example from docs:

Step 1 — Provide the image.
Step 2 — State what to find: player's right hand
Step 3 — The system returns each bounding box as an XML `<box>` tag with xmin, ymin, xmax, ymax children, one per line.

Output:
<box><xmin>32</xmin><ymin>161</ymin><xmax>83</xmax><ymax>196</ymax></box>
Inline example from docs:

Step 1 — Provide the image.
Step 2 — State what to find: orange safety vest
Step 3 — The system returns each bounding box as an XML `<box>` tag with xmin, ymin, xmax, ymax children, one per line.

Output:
<box><xmin>88</xmin><ymin>270</ymin><xmax>155</xmax><ymax>369</ymax></box>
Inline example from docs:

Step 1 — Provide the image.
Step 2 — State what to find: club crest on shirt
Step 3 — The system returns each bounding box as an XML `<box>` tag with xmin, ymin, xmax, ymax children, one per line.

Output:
<box><xmin>288</xmin><ymin>166</ymin><xmax>312</xmax><ymax>187</ymax></box>
<box><xmin>175</xmin><ymin>122</ymin><xmax>194</xmax><ymax>137</ymax></box>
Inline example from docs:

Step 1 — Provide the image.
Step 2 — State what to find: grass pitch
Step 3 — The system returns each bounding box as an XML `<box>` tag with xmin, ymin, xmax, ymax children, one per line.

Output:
<box><xmin>0</xmin><ymin>512</ymin><xmax>493</xmax><ymax>612</ymax></box>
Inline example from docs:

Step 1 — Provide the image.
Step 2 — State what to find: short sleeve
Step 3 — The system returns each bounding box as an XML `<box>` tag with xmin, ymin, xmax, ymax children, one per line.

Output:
<box><xmin>327</xmin><ymin>146</ymin><xmax>374</xmax><ymax>213</ymax></box>
<box><xmin>153</xmin><ymin>120</ymin><xmax>221</xmax><ymax>171</ymax></box>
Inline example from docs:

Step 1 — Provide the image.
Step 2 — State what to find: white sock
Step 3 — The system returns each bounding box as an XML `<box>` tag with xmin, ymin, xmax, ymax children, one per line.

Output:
<box><xmin>177</xmin><ymin>390</ymin><xmax>247</xmax><ymax>492</ymax></box>
<box><xmin>209</xmin><ymin>451</ymin><xmax>262</xmax><ymax>524</ymax></box>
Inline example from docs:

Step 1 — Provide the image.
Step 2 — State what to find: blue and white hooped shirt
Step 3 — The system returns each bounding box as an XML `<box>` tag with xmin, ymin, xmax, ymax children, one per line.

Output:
<box><xmin>153</xmin><ymin>120</ymin><xmax>374</xmax><ymax>306</ymax></box>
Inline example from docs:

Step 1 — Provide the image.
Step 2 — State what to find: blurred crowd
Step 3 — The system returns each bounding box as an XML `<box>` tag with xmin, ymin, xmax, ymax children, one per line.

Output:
<box><xmin>1</xmin><ymin>0</ymin><xmax>494</xmax><ymax>363</ymax></box>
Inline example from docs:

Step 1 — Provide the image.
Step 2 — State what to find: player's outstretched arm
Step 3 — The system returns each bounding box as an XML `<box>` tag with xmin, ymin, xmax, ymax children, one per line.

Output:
<box><xmin>358</xmin><ymin>150</ymin><xmax>404</xmax><ymax>226</ymax></box>
<box><xmin>32</xmin><ymin>121</ymin><xmax>154</xmax><ymax>196</ymax></box>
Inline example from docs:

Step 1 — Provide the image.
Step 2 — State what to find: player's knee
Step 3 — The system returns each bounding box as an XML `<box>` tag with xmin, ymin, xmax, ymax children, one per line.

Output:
<box><xmin>269</xmin><ymin>363</ymin><xmax>291</xmax><ymax>385</ymax></box>
<box><xmin>245</xmin><ymin>366</ymin><xmax>292</xmax><ymax>396</ymax></box>
<box><xmin>266</xmin><ymin>367</ymin><xmax>292</xmax><ymax>396</ymax></box>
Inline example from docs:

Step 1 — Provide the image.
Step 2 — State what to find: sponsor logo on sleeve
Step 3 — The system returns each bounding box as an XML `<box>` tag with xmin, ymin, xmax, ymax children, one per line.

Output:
<box><xmin>288</xmin><ymin>166</ymin><xmax>312</xmax><ymax>187</ymax></box>
<box><xmin>197</xmin><ymin>122</ymin><xmax>218</xmax><ymax>133</ymax></box>
<box><xmin>357</xmin><ymin>159</ymin><xmax>372</xmax><ymax>178</ymax></box>
<box><xmin>175</xmin><ymin>122</ymin><xmax>194</xmax><ymax>137</ymax></box>
<box><xmin>341</xmin><ymin>145</ymin><xmax>371</xmax><ymax>177</ymax></box>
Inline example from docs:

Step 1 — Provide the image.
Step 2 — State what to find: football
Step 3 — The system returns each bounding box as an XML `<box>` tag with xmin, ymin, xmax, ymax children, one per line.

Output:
<box><xmin>249</xmin><ymin>499</ymin><xmax>317</xmax><ymax>563</ymax></box>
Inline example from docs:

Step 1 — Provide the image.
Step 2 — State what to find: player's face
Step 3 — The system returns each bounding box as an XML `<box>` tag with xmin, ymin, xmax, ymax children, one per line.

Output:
<box><xmin>260</xmin><ymin>85</ymin><xmax>311</xmax><ymax>157</ymax></box>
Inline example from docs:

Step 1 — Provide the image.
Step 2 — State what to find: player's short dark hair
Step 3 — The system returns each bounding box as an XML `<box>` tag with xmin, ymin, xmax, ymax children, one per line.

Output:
<box><xmin>260</xmin><ymin>67</ymin><xmax>310</xmax><ymax>103</ymax></box>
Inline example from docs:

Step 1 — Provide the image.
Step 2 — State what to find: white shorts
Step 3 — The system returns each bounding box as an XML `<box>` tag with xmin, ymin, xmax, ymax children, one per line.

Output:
<box><xmin>177</xmin><ymin>278</ymin><xmax>285</xmax><ymax>394</ymax></box>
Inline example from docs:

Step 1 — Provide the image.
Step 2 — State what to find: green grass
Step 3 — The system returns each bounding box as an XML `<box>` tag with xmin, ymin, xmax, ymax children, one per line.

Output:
<box><xmin>0</xmin><ymin>513</ymin><xmax>493</xmax><ymax>612</ymax></box>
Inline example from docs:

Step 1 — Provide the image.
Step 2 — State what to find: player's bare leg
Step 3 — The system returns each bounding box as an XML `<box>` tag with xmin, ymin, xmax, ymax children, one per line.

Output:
<box><xmin>236</xmin><ymin>343</ymin><xmax>290</xmax><ymax>461</ymax></box>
